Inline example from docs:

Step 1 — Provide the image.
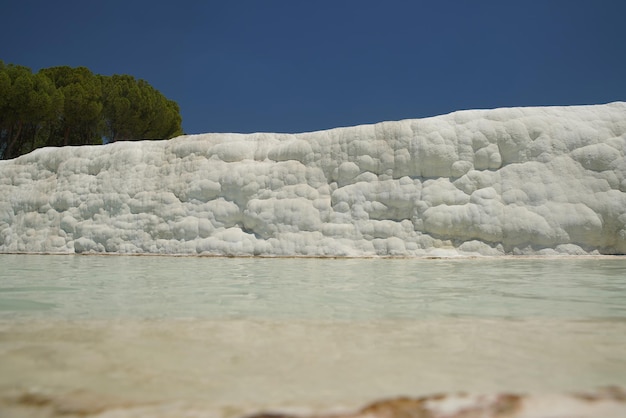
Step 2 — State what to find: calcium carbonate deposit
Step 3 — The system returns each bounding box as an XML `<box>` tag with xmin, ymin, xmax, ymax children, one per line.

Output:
<box><xmin>1</xmin><ymin>102</ymin><xmax>625</xmax><ymax>256</ymax></box>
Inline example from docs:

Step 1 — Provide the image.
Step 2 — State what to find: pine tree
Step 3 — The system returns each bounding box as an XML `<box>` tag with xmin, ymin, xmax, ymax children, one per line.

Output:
<box><xmin>0</xmin><ymin>62</ymin><xmax>184</xmax><ymax>159</ymax></box>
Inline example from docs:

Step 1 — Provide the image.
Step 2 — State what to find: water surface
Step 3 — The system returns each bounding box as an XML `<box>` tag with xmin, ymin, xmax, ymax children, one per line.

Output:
<box><xmin>2</xmin><ymin>255</ymin><xmax>625</xmax><ymax>320</ymax></box>
<box><xmin>1</xmin><ymin>255</ymin><xmax>625</xmax><ymax>416</ymax></box>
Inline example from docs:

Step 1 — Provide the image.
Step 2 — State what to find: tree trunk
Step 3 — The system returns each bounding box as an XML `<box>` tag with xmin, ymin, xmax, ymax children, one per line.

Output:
<box><xmin>5</xmin><ymin>120</ymin><xmax>23</xmax><ymax>159</ymax></box>
<box><xmin>63</xmin><ymin>125</ymin><xmax>70</xmax><ymax>146</ymax></box>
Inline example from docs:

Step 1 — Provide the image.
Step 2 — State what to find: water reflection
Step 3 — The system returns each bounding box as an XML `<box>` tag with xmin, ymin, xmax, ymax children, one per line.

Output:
<box><xmin>0</xmin><ymin>255</ymin><xmax>624</xmax><ymax>321</ymax></box>
<box><xmin>1</xmin><ymin>254</ymin><xmax>626</xmax><ymax>412</ymax></box>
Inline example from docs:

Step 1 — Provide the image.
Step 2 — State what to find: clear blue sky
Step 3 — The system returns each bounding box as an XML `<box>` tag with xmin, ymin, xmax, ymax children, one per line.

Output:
<box><xmin>4</xmin><ymin>1</ymin><xmax>625</xmax><ymax>135</ymax></box>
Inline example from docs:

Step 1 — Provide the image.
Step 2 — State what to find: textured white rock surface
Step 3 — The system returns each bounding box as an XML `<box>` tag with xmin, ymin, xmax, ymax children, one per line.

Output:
<box><xmin>1</xmin><ymin>103</ymin><xmax>625</xmax><ymax>256</ymax></box>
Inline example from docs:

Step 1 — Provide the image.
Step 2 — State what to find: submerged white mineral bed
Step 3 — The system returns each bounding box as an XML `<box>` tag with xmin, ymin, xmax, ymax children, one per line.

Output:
<box><xmin>1</xmin><ymin>255</ymin><xmax>626</xmax><ymax>417</ymax></box>
<box><xmin>2</xmin><ymin>318</ymin><xmax>626</xmax><ymax>418</ymax></box>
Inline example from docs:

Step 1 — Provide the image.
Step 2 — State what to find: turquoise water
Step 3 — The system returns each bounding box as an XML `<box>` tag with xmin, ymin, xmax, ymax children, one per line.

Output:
<box><xmin>1</xmin><ymin>255</ymin><xmax>625</xmax><ymax>320</ymax></box>
<box><xmin>1</xmin><ymin>254</ymin><xmax>626</xmax><ymax>416</ymax></box>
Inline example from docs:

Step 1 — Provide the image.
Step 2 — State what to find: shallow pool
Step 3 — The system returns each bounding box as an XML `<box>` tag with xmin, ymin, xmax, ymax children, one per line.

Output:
<box><xmin>1</xmin><ymin>255</ymin><xmax>625</xmax><ymax>416</ymax></box>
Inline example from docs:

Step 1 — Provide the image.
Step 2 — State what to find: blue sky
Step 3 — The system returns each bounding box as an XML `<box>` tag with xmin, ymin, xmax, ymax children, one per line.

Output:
<box><xmin>4</xmin><ymin>1</ymin><xmax>626</xmax><ymax>135</ymax></box>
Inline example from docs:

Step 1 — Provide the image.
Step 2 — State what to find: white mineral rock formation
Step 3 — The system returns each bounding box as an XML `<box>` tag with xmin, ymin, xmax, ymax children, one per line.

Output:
<box><xmin>1</xmin><ymin>103</ymin><xmax>625</xmax><ymax>256</ymax></box>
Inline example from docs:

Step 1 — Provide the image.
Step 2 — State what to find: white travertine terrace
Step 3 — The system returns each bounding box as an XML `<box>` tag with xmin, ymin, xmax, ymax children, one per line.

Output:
<box><xmin>1</xmin><ymin>102</ymin><xmax>625</xmax><ymax>256</ymax></box>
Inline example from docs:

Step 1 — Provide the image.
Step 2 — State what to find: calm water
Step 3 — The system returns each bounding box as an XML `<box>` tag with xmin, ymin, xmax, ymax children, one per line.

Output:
<box><xmin>1</xmin><ymin>255</ymin><xmax>626</xmax><ymax>320</ymax></box>
<box><xmin>1</xmin><ymin>254</ymin><xmax>626</xmax><ymax>416</ymax></box>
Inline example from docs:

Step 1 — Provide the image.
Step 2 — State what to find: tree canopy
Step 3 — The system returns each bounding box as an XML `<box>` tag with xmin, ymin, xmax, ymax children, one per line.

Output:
<box><xmin>0</xmin><ymin>62</ymin><xmax>183</xmax><ymax>159</ymax></box>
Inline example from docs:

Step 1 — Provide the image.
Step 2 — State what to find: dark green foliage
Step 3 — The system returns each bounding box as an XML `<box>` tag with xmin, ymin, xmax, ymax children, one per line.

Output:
<box><xmin>40</xmin><ymin>66</ymin><xmax>104</xmax><ymax>147</ymax></box>
<box><xmin>0</xmin><ymin>63</ymin><xmax>64</xmax><ymax>158</ymax></box>
<box><xmin>100</xmin><ymin>74</ymin><xmax>182</xmax><ymax>142</ymax></box>
<box><xmin>0</xmin><ymin>61</ymin><xmax>183</xmax><ymax>159</ymax></box>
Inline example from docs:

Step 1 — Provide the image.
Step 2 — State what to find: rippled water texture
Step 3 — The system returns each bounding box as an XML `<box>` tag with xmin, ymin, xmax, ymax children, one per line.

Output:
<box><xmin>1</xmin><ymin>255</ymin><xmax>626</xmax><ymax>416</ymax></box>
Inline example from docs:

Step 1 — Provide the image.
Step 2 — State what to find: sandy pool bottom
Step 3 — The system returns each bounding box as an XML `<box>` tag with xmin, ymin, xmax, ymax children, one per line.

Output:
<box><xmin>1</xmin><ymin>317</ymin><xmax>626</xmax><ymax>417</ymax></box>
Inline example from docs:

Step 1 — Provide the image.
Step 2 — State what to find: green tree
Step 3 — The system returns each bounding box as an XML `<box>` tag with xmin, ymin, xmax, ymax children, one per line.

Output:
<box><xmin>0</xmin><ymin>63</ymin><xmax>63</xmax><ymax>159</ymax></box>
<box><xmin>101</xmin><ymin>74</ymin><xmax>182</xmax><ymax>142</ymax></box>
<box><xmin>1</xmin><ymin>62</ymin><xmax>183</xmax><ymax>159</ymax></box>
<box><xmin>40</xmin><ymin>66</ymin><xmax>103</xmax><ymax>146</ymax></box>
<box><xmin>0</xmin><ymin>63</ymin><xmax>32</xmax><ymax>158</ymax></box>
<box><xmin>19</xmin><ymin>72</ymin><xmax>63</xmax><ymax>155</ymax></box>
